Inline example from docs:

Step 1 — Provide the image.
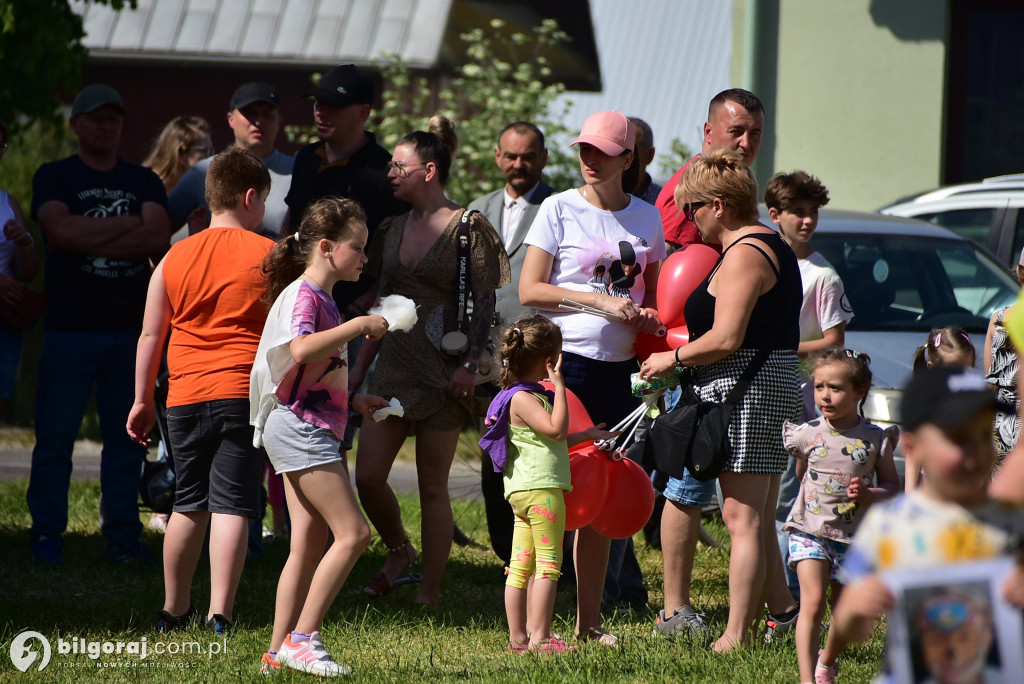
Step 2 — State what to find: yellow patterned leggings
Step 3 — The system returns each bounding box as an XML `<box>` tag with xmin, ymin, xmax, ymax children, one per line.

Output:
<box><xmin>505</xmin><ymin>487</ymin><xmax>566</xmax><ymax>589</ymax></box>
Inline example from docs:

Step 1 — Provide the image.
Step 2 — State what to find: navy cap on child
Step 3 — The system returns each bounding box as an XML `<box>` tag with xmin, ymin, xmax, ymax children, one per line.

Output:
<box><xmin>901</xmin><ymin>365</ymin><xmax>1014</xmax><ymax>431</ymax></box>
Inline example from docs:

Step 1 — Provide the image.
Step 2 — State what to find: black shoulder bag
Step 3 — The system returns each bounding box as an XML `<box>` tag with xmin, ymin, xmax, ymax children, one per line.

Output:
<box><xmin>642</xmin><ymin>347</ymin><xmax>771</xmax><ymax>482</ymax></box>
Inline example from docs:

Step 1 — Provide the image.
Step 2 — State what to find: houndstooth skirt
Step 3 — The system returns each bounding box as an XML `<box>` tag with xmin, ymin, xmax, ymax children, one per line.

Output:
<box><xmin>691</xmin><ymin>348</ymin><xmax>801</xmax><ymax>475</ymax></box>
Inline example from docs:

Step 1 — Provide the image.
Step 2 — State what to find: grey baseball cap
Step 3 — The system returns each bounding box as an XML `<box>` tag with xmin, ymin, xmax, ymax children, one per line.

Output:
<box><xmin>71</xmin><ymin>84</ymin><xmax>126</xmax><ymax>117</ymax></box>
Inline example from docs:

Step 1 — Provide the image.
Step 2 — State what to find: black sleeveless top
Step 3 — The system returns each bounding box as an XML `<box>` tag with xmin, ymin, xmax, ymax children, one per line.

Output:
<box><xmin>683</xmin><ymin>232</ymin><xmax>800</xmax><ymax>350</ymax></box>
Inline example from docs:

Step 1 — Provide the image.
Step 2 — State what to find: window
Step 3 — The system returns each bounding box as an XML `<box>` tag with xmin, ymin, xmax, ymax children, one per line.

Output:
<box><xmin>915</xmin><ymin>208</ymin><xmax>994</xmax><ymax>246</ymax></box>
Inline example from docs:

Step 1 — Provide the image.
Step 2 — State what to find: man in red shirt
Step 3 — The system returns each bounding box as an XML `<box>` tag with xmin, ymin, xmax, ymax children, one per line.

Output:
<box><xmin>656</xmin><ymin>89</ymin><xmax>764</xmax><ymax>253</ymax></box>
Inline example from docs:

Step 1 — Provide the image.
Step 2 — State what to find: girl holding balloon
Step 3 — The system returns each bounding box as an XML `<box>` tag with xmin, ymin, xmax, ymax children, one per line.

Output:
<box><xmin>519</xmin><ymin>110</ymin><xmax>666</xmax><ymax>646</ymax></box>
<box><xmin>479</xmin><ymin>314</ymin><xmax>616</xmax><ymax>653</ymax></box>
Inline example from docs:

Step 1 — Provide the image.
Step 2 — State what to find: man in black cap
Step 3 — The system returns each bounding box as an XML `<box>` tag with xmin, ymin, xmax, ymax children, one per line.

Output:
<box><xmin>284</xmin><ymin>63</ymin><xmax>407</xmax><ymax>452</ymax></box>
<box><xmin>284</xmin><ymin>64</ymin><xmax>405</xmax><ymax>237</ymax></box>
<box><xmin>27</xmin><ymin>84</ymin><xmax>172</xmax><ymax>567</ymax></box>
<box><xmin>168</xmin><ymin>82</ymin><xmax>293</xmax><ymax>237</ymax></box>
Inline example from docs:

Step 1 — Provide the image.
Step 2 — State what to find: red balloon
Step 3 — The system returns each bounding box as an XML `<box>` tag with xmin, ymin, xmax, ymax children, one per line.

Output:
<box><xmin>589</xmin><ymin>456</ymin><xmax>656</xmax><ymax>539</ymax></box>
<box><xmin>563</xmin><ymin>445</ymin><xmax>610</xmax><ymax>531</ymax></box>
<box><xmin>665</xmin><ymin>325</ymin><xmax>690</xmax><ymax>349</ymax></box>
<box><xmin>656</xmin><ymin>245</ymin><xmax>719</xmax><ymax>328</ymax></box>
<box><xmin>540</xmin><ymin>381</ymin><xmax>594</xmax><ymax>438</ymax></box>
<box><xmin>634</xmin><ymin>331</ymin><xmax>671</xmax><ymax>363</ymax></box>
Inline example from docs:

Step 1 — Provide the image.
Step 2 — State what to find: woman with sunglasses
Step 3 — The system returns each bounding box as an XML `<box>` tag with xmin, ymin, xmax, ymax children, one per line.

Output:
<box><xmin>519</xmin><ymin>110</ymin><xmax>666</xmax><ymax>646</ymax></box>
<box><xmin>640</xmin><ymin>147</ymin><xmax>802</xmax><ymax>652</ymax></box>
<box><xmin>351</xmin><ymin>115</ymin><xmax>510</xmax><ymax>608</ymax></box>
<box><xmin>143</xmin><ymin>115</ymin><xmax>213</xmax><ymax>193</ymax></box>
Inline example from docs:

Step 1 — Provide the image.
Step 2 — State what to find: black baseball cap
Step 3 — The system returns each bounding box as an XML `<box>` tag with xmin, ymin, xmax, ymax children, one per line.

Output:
<box><xmin>901</xmin><ymin>365</ymin><xmax>1013</xmax><ymax>431</ymax></box>
<box><xmin>304</xmin><ymin>64</ymin><xmax>373</xmax><ymax>107</ymax></box>
<box><xmin>71</xmin><ymin>84</ymin><xmax>126</xmax><ymax>117</ymax></box>
<box><xmin>229</xmin><ymin>82</ymin><xmax>282</xmax><ymax>112</ymax></box>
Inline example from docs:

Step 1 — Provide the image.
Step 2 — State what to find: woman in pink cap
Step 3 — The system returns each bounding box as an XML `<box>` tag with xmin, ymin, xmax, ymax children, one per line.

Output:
<box><xmin>519</xmin><ymin>110</ymin><xmax>666</xmax><ymax>646</ymax></box>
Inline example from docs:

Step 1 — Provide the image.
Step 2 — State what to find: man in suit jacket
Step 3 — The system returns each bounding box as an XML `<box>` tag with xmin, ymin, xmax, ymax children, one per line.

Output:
<box><xmin>468</xmin><ymin>121</ymin><xmax>555</xmax><ymax>327</ymax></box>
<box><xmin>467</xmin><ymin>121</ymin><xmax>556</xmax><ymax>564</ymax></box>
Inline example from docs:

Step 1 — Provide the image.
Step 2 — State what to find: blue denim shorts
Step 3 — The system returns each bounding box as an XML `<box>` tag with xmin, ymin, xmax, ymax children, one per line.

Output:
<box><xmin>788</xmin><ymin>530</ymin><xmax>851</xmax><ymax>581</ymax></box>
<box><xmin>663</xmin><ymin>469</ymin><xmax>716</xmax><ymax>508</ymax></box>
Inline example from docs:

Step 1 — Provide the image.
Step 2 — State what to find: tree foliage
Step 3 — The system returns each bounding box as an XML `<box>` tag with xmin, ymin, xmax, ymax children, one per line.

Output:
<box><xmin>0</xmin><ymin>0</ymin><xmax>135</xmax><ymax>129</ymax></box>
<box><xmin>375</xmin><ymin>18</ymin><xmax>581</xmax><ymax>206</ymax></box>
<box><xmin>286</xmin><ymin>18</ymin><xmax>581</xmax><ymax>206</ymax></box>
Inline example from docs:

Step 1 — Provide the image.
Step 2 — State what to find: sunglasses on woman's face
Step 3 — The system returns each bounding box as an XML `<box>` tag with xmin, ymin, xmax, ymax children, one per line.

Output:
<box><xmin>682</xmin><ymin>200</ymin><xmax>709</xmax><ymax>222</ymax></box>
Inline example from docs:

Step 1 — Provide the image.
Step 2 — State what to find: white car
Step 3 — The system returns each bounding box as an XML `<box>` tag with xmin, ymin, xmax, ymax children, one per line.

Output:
<box><xmin>879</xmin><ymin>174</ymin><xmax>1024</xmax><ymax>270</ymax></box>
<box><xmin>789</xmin><ymin>210</ymin><xmax>1020</xmax><ymax>470</ymax></box>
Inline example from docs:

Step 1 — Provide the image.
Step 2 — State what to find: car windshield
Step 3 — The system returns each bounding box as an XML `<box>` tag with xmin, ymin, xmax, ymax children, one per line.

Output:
<box><xmin>813</xmin><ymin>233</ymin><xmax>1018</xmax><ymax>333</ymax></box>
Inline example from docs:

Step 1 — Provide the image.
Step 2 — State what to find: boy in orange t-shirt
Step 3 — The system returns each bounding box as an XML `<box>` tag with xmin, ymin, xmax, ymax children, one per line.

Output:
<box><xmin>127</xmin><ymin>147</ymin><xmax>274</xmax><ymax>633</ymax></box>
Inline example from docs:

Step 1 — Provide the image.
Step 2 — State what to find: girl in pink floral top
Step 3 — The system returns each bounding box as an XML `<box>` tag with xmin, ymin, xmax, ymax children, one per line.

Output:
<box><xmin>781</xmin><ymin>349</ymin><xmax>900</xmax><ymax>684</ymax></box>
<box><xmin>250</xmin><ymin>198</ymin><xmax>391</xmax><ymax>677</ymax></box>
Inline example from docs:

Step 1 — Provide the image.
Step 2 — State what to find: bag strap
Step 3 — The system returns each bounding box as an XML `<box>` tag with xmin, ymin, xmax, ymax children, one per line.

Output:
<box><xmin>709</xmin><ymin>233</ymin><xmax>781</xmax><ymax>282</ymax></box>
<box><xmin>455</xmin><ymin>209</ymin><xmax>476</xmax><ymax>331</ymax></box>
<box><xmin>723</xmin><ymin>347</ymin><xmax>772</xmax><ymax>405</ymax></box>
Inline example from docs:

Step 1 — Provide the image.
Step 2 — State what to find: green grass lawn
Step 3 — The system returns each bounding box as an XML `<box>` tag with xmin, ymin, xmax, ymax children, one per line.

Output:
<box><xmin>0</xmin><ymin>477</ymin><xmax>887</xmax><ymax>683</ymax></box>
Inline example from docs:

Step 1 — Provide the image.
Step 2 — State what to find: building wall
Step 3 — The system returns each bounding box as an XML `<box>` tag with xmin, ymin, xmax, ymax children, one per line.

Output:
<box><xmin>735</xmin><ymin>0</ymin><xmax>948</xmax><ymax>211</ymax></box>
<box><xmin>558</xmin><ymin>0</ymin><xmax>733</xmax><ymax>182</ymax></box>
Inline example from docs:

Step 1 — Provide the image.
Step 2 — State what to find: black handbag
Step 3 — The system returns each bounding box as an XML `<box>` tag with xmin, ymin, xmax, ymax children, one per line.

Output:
<box><xmin>643</xmin><ymin>348</ymin><xmax>771</xmax><ymax>482</ymax></box>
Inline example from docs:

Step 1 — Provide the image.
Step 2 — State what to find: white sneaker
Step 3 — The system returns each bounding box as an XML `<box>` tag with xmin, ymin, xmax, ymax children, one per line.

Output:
<box><xmin>276</xmin><ymin>631</ymin><xmax>350</xmax><ymax>677</ymax></box>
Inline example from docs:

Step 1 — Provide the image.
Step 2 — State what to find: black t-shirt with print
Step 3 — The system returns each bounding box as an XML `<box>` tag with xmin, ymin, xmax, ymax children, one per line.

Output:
<box><xmin>31</xmin><ymin>155</ymin><xmax>167</xmax><ymax>332</ymax></box>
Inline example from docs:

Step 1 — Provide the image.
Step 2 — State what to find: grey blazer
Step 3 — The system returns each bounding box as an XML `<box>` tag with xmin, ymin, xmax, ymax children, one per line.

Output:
<box><xmin>468</xmin><ymin>180</ymin><xmax>556</xmax><ymax>325</ymax></box>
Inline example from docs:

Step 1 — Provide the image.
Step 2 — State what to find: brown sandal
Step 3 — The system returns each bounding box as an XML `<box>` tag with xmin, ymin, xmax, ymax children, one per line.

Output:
<box><xmin>362</xmin><ymin>538</ymin><xmax>418</xmax><ymax>598</ymax></box>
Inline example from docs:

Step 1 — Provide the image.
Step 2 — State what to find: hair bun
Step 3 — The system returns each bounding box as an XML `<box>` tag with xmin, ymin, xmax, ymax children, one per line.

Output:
<box><xmin>428</xmin><ymin>114</ymin><xmax>458</xmax><ymax>156</ymax></box>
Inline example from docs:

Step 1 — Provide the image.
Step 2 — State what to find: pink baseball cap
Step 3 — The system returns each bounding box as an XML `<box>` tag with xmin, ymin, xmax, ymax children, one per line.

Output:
<box><xmin>571</xmin><ymin>110</ymin><xmax>635</xmax><ymax>156</ymax></box>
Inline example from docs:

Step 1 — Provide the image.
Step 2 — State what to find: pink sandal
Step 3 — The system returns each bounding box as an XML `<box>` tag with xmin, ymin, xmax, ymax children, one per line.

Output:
<box><xmin>530</xmin><ymin>637</ymin><xmax>577</xmax><ymax>654</ymax></box>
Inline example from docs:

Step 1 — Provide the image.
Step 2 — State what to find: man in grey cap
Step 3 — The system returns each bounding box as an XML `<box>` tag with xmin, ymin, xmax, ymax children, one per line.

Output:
<box><xmin>168</xmin><ymin>82</ymin><xmax>293</xmax><ymax>237</ymax></box>
<box><xmin>27</xmin><ymin>84</ymin><xmax>171</xmax><ymax>567</ymax></box>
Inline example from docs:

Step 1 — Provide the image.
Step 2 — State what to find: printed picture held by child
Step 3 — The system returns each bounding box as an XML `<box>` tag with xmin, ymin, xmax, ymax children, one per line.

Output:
<box><xmin>906</xmin><ymin>327</ymin><xmax>978</xmax><ymax>491</ymax></box>
<box><xmin>831</xmin><ymin>365</ymin><xmax>1024</xmax><ymax>683</ymax></box>
<box><xmin>250</xmin><ymin>198</ymin><xmax>392</xmax><ymax>677</ymax></box>
<box><xmin>478</xmin><ymin>315</ymin><xmax>615</xmax><ymax>654</ymax></box>
<box><xmin>781</xmin><ymin>349</ymin><xmax>899</xmax><ymax>684</ymax></box>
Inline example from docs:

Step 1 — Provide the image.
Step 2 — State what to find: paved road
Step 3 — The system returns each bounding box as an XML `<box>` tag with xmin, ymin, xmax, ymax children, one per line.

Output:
<box><xmin>0</xmin><ymin>440</ymin><xmax>483</xmax><ymax>500</ymax></box>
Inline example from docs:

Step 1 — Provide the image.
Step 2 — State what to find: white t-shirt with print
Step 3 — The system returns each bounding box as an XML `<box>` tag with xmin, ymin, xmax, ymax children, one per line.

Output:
<box><xmin>798</xmin><ymin>250</ymin><xmax>854</xmax><ymax>342</ymax></box>
<box><xmin>525</xmin><ymin>189</ymin><xmax>666</xmax><ymax>361</ymax></box>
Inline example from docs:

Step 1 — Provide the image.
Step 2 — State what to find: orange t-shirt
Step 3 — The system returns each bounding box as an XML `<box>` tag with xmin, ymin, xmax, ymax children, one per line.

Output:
<box><xmin>163</xmin><ymin>226</ymin><xmax>274</xmax><ymax>407</ymax></box>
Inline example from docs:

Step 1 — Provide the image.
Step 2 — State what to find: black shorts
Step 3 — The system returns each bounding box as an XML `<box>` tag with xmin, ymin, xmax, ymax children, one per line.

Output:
<box><xmin>167</xmin><ymin>398</ymin><xmax>263</xmax><ymax>517</ymax></box>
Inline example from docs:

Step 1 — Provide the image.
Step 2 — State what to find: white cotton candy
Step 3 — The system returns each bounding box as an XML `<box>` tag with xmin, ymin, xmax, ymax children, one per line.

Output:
<box><xmin>370</xmin><ymin>295</ymin><xmax>418</xmax><ymax>332</ymax></box>
<box><xmin>371</xmin><ymin>397</ymin><xmax>405</xmax><ymax>422</ymax></box>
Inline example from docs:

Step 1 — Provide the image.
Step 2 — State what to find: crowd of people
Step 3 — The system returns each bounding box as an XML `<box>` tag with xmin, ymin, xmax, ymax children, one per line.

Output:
<box><xmin>11</xmin><ymin>66</ymin><xmax>1024</xmax><ymax>681</ymax></box>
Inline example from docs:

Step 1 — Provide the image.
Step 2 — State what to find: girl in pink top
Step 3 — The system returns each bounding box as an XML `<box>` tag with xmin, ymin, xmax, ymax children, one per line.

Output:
<box><xmin>782</xmin><ymin>349</ymin><xmax>900</xmax><ymax>684</ymax></box>
<box><xmin>250</xmin><ymin>198</ymin><xmax>390</xmax><ymax>677</ymax></box>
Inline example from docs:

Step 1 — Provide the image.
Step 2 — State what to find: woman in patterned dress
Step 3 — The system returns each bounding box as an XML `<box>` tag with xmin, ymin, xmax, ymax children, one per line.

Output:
<box><xmin>351</xmin><ymin>116</ymin><xmax>509</xmax><ymax>607</ymax></box>
<box><xmin>984</xmin><ymin>249</ymin><xmax>1024</xmax><ymax>464</ymax></box>
<box><xmin>641</xmin><ymin>148</ymin><xmax>803</xmax><ymax>651</ymax></box>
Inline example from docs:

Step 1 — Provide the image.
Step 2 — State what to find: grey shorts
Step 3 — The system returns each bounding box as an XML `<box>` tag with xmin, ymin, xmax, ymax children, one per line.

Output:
<box><xmin>262</xmin><ymin>403</ymin><xmax>342</xmax><ymax>475</ymax></box>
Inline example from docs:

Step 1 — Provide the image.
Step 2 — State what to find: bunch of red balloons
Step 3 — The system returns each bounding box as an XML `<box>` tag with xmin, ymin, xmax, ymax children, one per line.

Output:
<box><xmin>635</xmin><ymin>244</ymin><xmax>719</xmax><ymax>362</ymax></box>
<box><xmin>541</xmin><ymin>383</ymin><xmax>655</xmax><ymax>539</ymax></box>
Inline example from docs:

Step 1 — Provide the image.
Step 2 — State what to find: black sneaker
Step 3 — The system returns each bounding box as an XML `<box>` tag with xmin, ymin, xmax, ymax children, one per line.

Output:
<box><xmin>107</xmin><ymin>540</ymin><xmax>156</xmax><ymax>567</ymax></box>
<box><xmin>156</xmin><ymin>604</ymin><xmax>200</xmax><ymax>633</ymax></box>
<box><xmin>31</xmin><ymin>535</ymin><xmax>63</xmax><ymax>567</ymax></box>
<box><xmin>207</xmin><ymin>613</ymin><xmax>233</xmax><ymax>635</ymax></box>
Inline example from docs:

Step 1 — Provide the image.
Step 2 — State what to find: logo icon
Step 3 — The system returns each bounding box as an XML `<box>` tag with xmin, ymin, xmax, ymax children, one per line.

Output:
<box><xmin>336</xmin><ymin>86</ymin><xmax>348</xmax><ymax>94</ymax></box>
<box><xmin>10</xmin><ymin>631</ymin><xmax>52</xmax><ymax>672</ymax></box>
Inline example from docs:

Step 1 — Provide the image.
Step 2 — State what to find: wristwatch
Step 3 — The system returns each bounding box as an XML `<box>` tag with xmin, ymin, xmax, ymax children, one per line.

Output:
<box><xmin>462</xmin><ymin>360</ymin><xmax>479</xmax><ymax>373</ymax></box>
